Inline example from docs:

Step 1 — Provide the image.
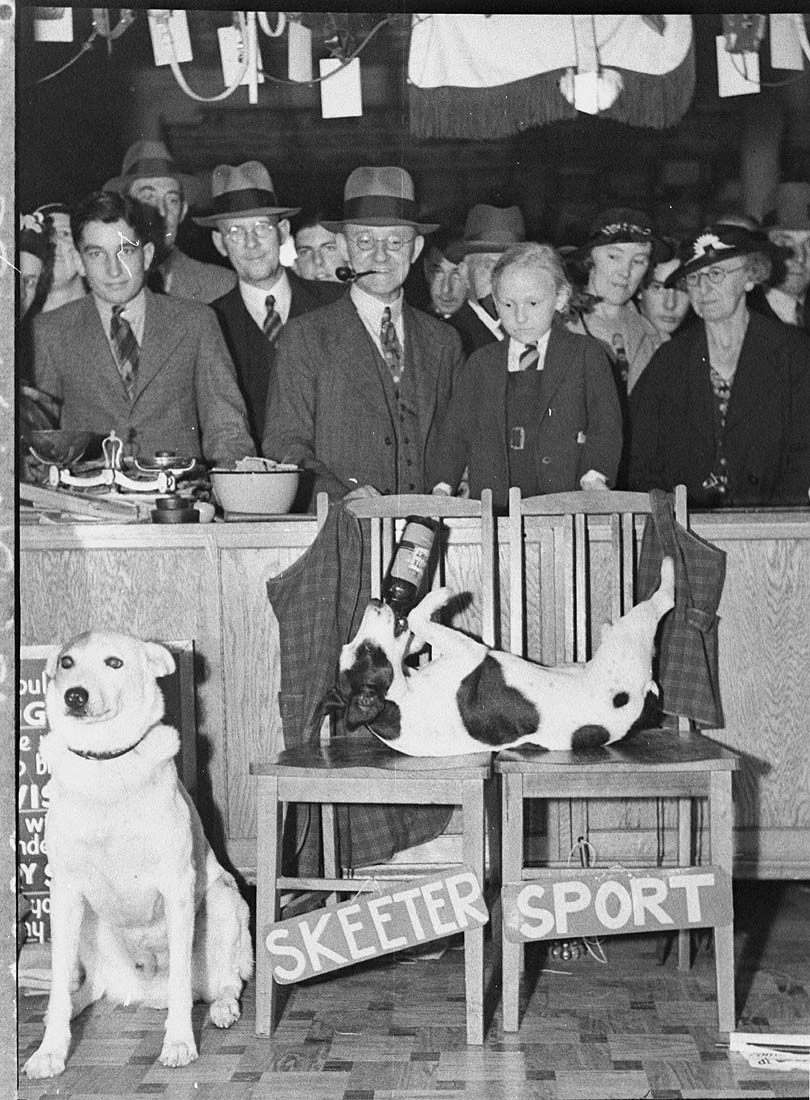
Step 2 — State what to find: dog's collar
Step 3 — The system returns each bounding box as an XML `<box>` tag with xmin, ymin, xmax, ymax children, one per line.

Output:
<box><xmin>68</xmin><ymin>730</ymin><xmax>149</xmax><ymax>761</ymax></box>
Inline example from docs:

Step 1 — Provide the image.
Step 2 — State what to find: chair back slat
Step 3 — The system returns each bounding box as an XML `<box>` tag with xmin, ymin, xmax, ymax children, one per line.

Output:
<box><xmin>509</xmin><ymin>487</ymin><xmax>688</xmax><ymax>687</ymax></box>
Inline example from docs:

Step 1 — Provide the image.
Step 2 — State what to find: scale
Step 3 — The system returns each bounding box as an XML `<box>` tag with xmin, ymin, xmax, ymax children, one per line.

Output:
<box><xmin>25</xmin><ymin>430</ymin><xmax>201</xmax><ymax>522</ymax></box>
<box><xmin>40</xmin><ymin>430</ymin><xmax>196</xmax><ymax>495</ymax></box>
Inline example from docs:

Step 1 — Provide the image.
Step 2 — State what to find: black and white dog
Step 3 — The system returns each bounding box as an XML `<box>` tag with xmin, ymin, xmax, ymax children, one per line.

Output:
<box><xmin>334</xmin><ymin>558</ymin><xmax>675</xmax><ymax>756</ymax></box>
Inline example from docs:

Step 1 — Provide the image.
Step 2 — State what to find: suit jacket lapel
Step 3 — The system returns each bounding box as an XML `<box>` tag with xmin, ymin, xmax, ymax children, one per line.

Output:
<box><xmin>687</xmin><ymin>326</ymin><xmax>717</xmax><ymax>445</ymax></box>
<box><xmin>536</xmin><ymin>324</ymin><xmax>572</xmax><ymax>413</ymax></box>
<box><xmin>131</xmin><ymin>289</ymin><xmax>184</xmax><ymax>403</ymax></box>
<box><xmin>82</xmin><ymin>297</ymin><xmax>132</xmax><ymax>400</ymax></box>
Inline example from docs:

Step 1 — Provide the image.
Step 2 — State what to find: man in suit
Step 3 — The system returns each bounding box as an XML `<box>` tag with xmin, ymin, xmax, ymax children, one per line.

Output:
<box><xmin>447</xmin><ymin>203</ymin><xmax>526</xmax><ymax>356</ymax></box>
<box><xmin>104</xmin><ymin>140</ymin><xmax>236</xmax><ymax>305</ymax></box>
<box><xmin>757</xmin><ymin>182</ymin><xmax>810</xmax><ymax>333</ymax></box>
<box><xmin>33</xmin><ymin>190</ymin><xmax>254</xmax><ymax>466</ymax></box>
<box><xmin>262</xmin><ymin>166</ymin><xmax>465</xmax><ymax>507</ymax></box>
<box><xmin>194</xmin><ymin>163</ymin><xmax>322</xmax><ymax>448</ymax></box>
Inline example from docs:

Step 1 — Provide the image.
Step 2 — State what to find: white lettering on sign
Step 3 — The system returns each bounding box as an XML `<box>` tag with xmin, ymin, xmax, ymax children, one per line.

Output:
<box><xmin>504</xmin><ymin>866</ymin><xmax>732</xmax><ymax>943</ymax></box>
<box><xmin>265</xmin><ymin>867</ymin><xmax>488</xmax><ymax>984</ymax></box>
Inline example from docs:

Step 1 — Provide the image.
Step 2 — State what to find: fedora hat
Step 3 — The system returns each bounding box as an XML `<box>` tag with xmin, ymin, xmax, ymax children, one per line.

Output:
<box><xmin>103</xmin><ymin>140</ymin><xmax>202</xmax><ymax>206</ymax></box>
<box><xmin>192</xmin><ymin>162</ymin><xmax>300</xmax><ymax>227</ymax></box>
<box><xmin>665</xmin><ymin>225</ymin><xmax>770</xmax><ymax>286</ymax></box>
<box><xmin>321</xmin><ymin>167</ymin><xmax>439</xmax><ymax>233</ymax></box>
<box><xmin>462</xmin><ymin>204</ymin><xmax>525</xmax><ymax>255</ymax></box>
<box><xmin>762</xmin><ymin>181</ymin><xmax>810</xmax><ymax>231</ymax></box>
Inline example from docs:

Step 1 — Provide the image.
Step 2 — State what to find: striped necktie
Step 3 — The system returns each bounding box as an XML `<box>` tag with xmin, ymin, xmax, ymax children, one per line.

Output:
<box><xmin>380</xmin><ymin>306</ymin><xmax>403</xmax><ymax>384</ymax></box>
<box><xmin>263</xmin><ymin>294</ymin><xmax>283</xmax><ymax>345</ymax></box>
<box><xmin>518</xmin><ymin>342</ymin><xmax>540</xmax><ymax>370</ymax></box>
<box><xmin>110</xmin><ymin>305</ymin><xmax>139</xmax><ymax>399</ymax></box>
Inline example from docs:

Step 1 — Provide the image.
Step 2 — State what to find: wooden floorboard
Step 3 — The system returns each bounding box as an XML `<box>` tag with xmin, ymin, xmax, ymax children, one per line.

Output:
<box><xmin>16</xmin><ymin>882</ymin><xmax>810</xmax><ymax>1099</ymax></box>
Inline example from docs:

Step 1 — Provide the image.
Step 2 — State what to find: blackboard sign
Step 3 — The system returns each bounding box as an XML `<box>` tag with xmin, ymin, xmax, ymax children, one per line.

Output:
<box><xmin>17</xmin><ymin>641</ymin><xmax>196</xmax><ymax>944</ymax></box>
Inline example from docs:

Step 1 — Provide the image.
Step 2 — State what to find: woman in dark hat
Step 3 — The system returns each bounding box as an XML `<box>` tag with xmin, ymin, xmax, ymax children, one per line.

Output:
<box><xmin>566</xmin><ymin>207</ymin><xmax>665</xmax><ymax>397</ymax></box>
<box><xmin>629</xmin><ymin>224</ymin><xmax>810</xmax><ymax>507</ymax></box>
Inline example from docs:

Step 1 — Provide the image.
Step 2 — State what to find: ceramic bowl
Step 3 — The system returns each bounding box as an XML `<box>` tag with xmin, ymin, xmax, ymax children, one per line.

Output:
<box><xmin>210</xmin><ymin>469</ymin><xmax>300</xmax><ymax>515</ymax></box>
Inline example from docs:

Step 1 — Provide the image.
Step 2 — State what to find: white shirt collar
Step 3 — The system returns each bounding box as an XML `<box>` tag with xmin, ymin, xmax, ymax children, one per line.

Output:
<box><xmin>467</xmin><ymin>297</ymin><xmax>504</xmax><ymax>340</ymax></box>
<box><xmin>765</xmin><ymin>286</ymin><xmax>804</xmax><ymax>326</ymax></box>
<box><xmin>93</xmin><ymin>287</ymin><xmax>147</xmax><ymax>346</ymax></box>
<box><xmin>239</xmin><ymin>269</ymin><xmax>291</xmax><ymax>331</ymax></box>
<box><xmin>507</xmin><ymin>329</ymin><xmax>552</xmax><ymax>372</ymax></box>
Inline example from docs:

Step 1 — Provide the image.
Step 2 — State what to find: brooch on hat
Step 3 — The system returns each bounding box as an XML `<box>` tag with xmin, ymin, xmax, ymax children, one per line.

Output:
<box><xmin>692</xmin><ymin>232</ymin><xmax>732</xmax><ymax>259</ymax></box>
<box><xmin>20</xmin><ymin>212</ymin><xmax>45</xmax><ymax>234</ymax></box>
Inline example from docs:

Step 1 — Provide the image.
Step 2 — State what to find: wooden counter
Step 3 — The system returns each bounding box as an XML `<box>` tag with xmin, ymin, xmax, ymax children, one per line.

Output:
<box><xmin>18</xmin><ymin>510</ymin><xmax>810</xmax><ymax>879</ymax></box>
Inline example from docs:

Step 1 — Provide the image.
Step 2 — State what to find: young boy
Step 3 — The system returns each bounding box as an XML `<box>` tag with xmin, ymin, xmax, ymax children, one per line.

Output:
<box><xmin>430</xmin><ymin>241</ymin><xmax>623</xmax><ymax>511</ymax></box>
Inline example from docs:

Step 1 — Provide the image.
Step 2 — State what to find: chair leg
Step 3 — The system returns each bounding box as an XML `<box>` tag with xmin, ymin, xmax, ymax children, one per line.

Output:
<box><xmin>501</xmin><ymin>773</ymin><xmax>524</xmax><ymax>1032</ymax></box>
<box><xmin>486</xmin><ymin>776</ymin><xmax>502</xmax><ymax>960</ymax></box>
<box><xmin>710</xmin><ymin>771</ymin><xmax>736</xmax><ymax>1033</ymax></box>
<box><xmin>322</xmin><ymin>803</ymin><xmax>340</xmax><ymax>907</ymax></box>
<box><xmin>255</xmin><ymin>776</ymin><xmax>284</xmax><ymax>1037</ymax></box>
<box><xmin>462</xmin><ymin>779</ymin><xmax>486</xmax><ymax>1045</ymax></box>
<box><xmin>677</xmin><ymin>796</ymin><xmax>692</xmax><ymax>971</ymax></box>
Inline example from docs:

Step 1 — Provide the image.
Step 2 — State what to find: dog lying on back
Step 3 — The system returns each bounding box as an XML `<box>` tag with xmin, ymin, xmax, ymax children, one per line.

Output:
<box><xmin>24</xmin><ymin>631</ymin><xmax>253</xmax><ymax>1079</ymax></box>
<box><xmin>334</xmin><ymin>558</ymin><xmax>675</xmax><ymax>756</ymax></box>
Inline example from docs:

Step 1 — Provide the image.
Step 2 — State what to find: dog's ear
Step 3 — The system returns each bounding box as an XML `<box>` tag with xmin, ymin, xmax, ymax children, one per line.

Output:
<box><xmin>306</xmin><ymin>688</ymin><xmax>346</xmax><ymax>742</ymax></box>
<box><xmin>145</xmin><ymin>642</ymin><xmax>176</xmax><ymax>679</ymax></box>
<box><xmin>45</xmin><ymin>647</ymin><xmax>61</xmax><ymax>679</ymax></box>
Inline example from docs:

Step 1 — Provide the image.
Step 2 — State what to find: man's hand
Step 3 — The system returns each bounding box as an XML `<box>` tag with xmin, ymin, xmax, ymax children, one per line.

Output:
<box><xmin>344</xmin><ymin>484</ymin><xmax>382</xmax><ymax>503</ymax></box>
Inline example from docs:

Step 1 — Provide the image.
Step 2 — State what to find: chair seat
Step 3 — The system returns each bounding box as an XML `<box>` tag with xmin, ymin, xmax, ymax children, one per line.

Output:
<box><xmin>252</xmin><ymin>735</ymin><xmax>492</xmax><ymax>778</ymax></box>
<box><xmin>495</xmin><ymin>728</ymin><xmax>739</xmax><ymax>773</ymax></box>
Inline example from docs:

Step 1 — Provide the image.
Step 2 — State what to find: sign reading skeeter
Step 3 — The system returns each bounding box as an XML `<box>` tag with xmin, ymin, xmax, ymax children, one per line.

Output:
<box><xmin>503</xmin><ymin>866</ymin><xmax>733</xmax><ymax>942</ymax></box>
<box><xmin>265</xmin><ymin>867</ymin><xmax>488</xmax><ymax>983</ymax></box>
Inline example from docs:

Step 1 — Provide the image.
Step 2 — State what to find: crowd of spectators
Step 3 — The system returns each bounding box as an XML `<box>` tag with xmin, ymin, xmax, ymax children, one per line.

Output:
<box><xmin>17</xmin><ymin>140</ymin><xmax>810</xmax><ymax>510</ymax></box>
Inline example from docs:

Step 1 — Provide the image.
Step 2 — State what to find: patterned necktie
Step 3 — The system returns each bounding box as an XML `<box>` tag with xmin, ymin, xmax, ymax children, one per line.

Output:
<box><xmin>478</xmin><ymin>294</ymin><xmax>498</xmax><ymax>321</ymax></box>
<box><xmin>518</xmin><ymin>342</ymin><xmax>540</xmax><ymax>370</ymax></box>
<box><xmin>110</xmin><ymin>305</ymin><xmax>139</xmax><ymax>399</ymax></box>
<box><xmin>263</xmin><ymin>294</ymin><xmax>283</xmax><ymax>346</ymax></box>
<box><xmin>380</xmin><ymin>306</ymin><xmax>403</xmax><ymax>384</ymax></box>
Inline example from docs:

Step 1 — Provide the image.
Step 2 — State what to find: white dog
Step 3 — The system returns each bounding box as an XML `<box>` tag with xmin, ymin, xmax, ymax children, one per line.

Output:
<box><xmin>24</xmin><ymin>631</ymin><xmax>253</xmax><ymax>1079</ymax></box>
<box><xmin>334</xmin><ymin>558</ymin><xmax>675</xmax><ymax>756</ymax></box>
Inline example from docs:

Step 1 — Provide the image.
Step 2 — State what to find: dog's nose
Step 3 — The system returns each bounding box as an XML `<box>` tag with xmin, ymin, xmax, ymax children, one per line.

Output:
<box><xmin>64</xmin><ymin>686</ymin><xmax>89</xmax><ymax>713</ymax></box>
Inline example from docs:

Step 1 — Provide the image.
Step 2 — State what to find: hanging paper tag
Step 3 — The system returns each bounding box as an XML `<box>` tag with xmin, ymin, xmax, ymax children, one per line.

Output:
<box><xmin>34</xmin><ymin>7</ymin><xmax>74</xmax><ymax>42</ymax></box>
<box><xmin>319</xmin><ymin>57</ymin><xmax>363</xmax><ymax>119</ymax></box>
<box><xmin>219</xmin><ymin>25</ymin><xmax>264</xmax><ymax>88</ymax></box>
<box><xmin>148</xmin><ymin>10</ymin><xmax>193</xmax><ymax>66</ymax></box>
<box><xmin>716</xmin><ymin>36</ymin><xmax>760</xmax><ymax>98</ymax></box>
<box><xmin>769</xmin><ymin>14</ymin><xmax>805</xmax><ymax>71</ymax></box>
<box><xmin>288</xmin><ymin>20</ymin><xmax>313</xmax><ymax>83</ymax></box>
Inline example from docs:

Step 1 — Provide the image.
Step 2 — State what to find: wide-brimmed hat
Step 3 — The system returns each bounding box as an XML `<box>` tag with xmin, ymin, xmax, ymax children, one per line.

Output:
<box><xmin>192</xmin><ymin>162</ymin><xmax>300</xmax><ymax>228</ymax></box>
<box><xmin>762</xmin><ymin>182</ymin><xmax>810</xmax><ymax>231</ymax></box>
<box><xmin>461</xmin><ymin>204</ymin><xmax>525</xmax><ymax>255</ymax></box>
<box><xmin>103</xmin><ymin>140</ymin><xmax>202</xmax><ymax>206</ymax></box>
<box><xmin>665</xmin><ymin>225</ymin><xmax>769</xmax><ymax>286</ymax></box>
<box><xmin>572</xmin><ymin>206</ymin><xmax>667</xmax><ymax>263</ymax></box>
<box><xmin>19</xmin><ymin>212</ymin><xmax>50</xmax><ymax>263</ymax></box>
<box><xmin>321</xmin><ymin>167</ymin><xmax>439</xmax><ymax>234</ymax></box>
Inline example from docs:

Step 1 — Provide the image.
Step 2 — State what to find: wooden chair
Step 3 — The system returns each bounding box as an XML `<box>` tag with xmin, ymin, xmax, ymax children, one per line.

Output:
<box><xmin>496</xmin><ymin>487</ymin><xmax>739</xmax><ymax>1033</ymax></box>
<box><xmin>252</xmin><ymin>492</ymin><xmax>496</xmax><ymax>1044</ymax></box>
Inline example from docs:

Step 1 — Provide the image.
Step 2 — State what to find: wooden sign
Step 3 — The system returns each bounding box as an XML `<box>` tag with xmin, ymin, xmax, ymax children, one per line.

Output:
<box><xmin>265</xmin><ymin>866</ymin><xmax>488</xmax><ymax>984</ymax></box>
<box><xmin>503</xmin><ymin>866</ymin><xmax>732</xmax><ymax>943</ymax></box>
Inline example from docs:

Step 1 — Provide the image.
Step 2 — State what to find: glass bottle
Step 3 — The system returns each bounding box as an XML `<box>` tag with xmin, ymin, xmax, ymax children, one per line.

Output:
<box><xmin>382</xmin><ymin>516</ymin><xmax>438</xmax><ymax>629</ymax></box>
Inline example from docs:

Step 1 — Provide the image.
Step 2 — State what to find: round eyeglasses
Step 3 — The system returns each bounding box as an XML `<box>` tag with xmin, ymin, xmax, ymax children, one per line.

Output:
<box><xmin>223</xmin><ymin>222</ymin><xmax>277</xmax><ymax>245</ymax></box>
<box><xmin>685</xmin><ymin>264</ymin><xmax>747</xmax><ymax>288</ymax></box>
<box><xmin>347</xmin><ymin>233</ymin><xmax>414</xmax><ymax>253</ymax></box>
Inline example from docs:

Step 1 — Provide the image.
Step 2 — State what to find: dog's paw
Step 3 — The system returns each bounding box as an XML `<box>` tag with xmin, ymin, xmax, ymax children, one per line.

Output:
<box><xmin>23</xmin><ymin>1045</ymin><xmax>67</xmax><ymax>1079</ymax></box>
<box><xmin>408</xmin><ymin>586</ymin><xmax>452</xmax><ymax>627</ymax></box>
<box><xmin>210</xmin><ymin>995</ymin><xmax>241</xmax><ymax>1028</ymax></box>
<box><xmin>159</xmin><ymin>1034</ymin><xmax>199</xmax><ymax>1068</ymax></box>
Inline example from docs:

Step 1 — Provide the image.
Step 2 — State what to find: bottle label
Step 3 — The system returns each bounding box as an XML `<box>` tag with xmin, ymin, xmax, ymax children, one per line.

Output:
<box><xmin>391</xmin><ymin>542</ymin><xmax>430</xmax><ymax>582</ymax></box>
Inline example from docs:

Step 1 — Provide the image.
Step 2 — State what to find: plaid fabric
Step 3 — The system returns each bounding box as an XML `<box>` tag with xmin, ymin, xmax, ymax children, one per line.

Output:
<box><xmin>110</xmin><ymin>305</ymin><xmax>138</xmax><ymax>398</ymax></box>
<box><xmin>266</xmin><ymin>502</ymin><xmax>451</xmax><ymax>874</ymax></box>
<box><xmin>637</xmin><ymin>489</ymin><xmax>726</xmax><ymax>728</ymax></box>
